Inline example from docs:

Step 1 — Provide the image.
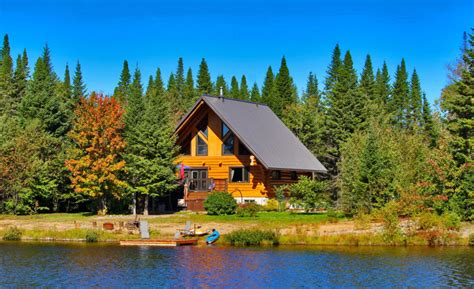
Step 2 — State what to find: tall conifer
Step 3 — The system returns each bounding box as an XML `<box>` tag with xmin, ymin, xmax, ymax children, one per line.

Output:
<box><xmin>114</xmin><ymin>60</ymin><xmax>131</xmax><ymax>104</ymax></box>
<box><xmin>391</xmin><ymin>59</ymin><xmax>409</xmax><ymax>127</ymax></box>
<box><xmin>230</xmin><ymin>76</ymin><xmax>240</xmax><ymax>99</ymax></box>
<box><xmin>374</xmin><ymin>62</ymin><xmax>391</xmax><ymax>104</ymax></box>
<box><xmin>72</xmin><ymin>61</ymin><xmax>87</xmax><ymax>102</ymax></box>
<box><xmin>409</xmin><ymin>69</ymin><xmax>423</xmax><ymax>128</ymax></box>
<box><xmin>250</xmin><ymin>83</ymin><xmax>261</xmax><ymax>102</ymax></box>
<box><xmin>240</xmin><ymin>75</ymin><xmax>249</xmax><ymax>100</ymax></box>
<box><xmin>325</xmin><ymin>44</ymin><xmax>342</xmax><ymax>92</ymax></box>
<box><xmin>197</xmin><ymin>58</ymin><xmax>212</xmax><ymax>94</ymax></box>
<box><xmin>0</xmin><ymin>34</ymin><xmax>14</xmax><ymax>113</ymax></box>
<box><xmin>261</xmin><ymin>66</ymin><xmax>274</xmax><ymax>104</ymax></box>
<box><xmin>272</xmin><ymin>57</ymin><xmax>297</xmax><ymax>117</ymax></box>
<box><xmin>214</xmin><ymin>75</ymin><xmax>228</xmax><ymax>96</ymax></box>
<box><xmin>184</xmin><ymin>68</ymin><xmax>196</xmax><ymax>109</ymax></box>
<box><xmin>360</xmin><ymin>54</ymin><xmax>375</xmax><ymax>100</ymax></box>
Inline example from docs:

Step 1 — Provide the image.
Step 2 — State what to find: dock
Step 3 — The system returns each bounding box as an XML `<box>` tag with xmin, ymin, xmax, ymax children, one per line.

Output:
<box><xmin>119</xmin><ymin>239</ymin><xmax>199</xmax><ymax>247</ymax></box>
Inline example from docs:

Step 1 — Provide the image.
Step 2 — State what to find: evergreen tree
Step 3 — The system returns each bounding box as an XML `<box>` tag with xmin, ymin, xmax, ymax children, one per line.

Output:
<box><xmin>360</xmin><ymin>54</ymin><xmax>375</xmax><ymax>100</ymax></box>
<box><xmin>145</xmin><ymin>75</ymin><xmax>154</xmax><ymax>100</ymax></box>
<box><xmin>421</xmin><ymin>93</ymin><xmax>437</xmax><ymax>147</ymax></box>
<box><xmin>197</xmin><ymin>58</ymin><xmax>212</xmax><ymax>94</ymax></box>
<box><xmin>272</xmin><ymin>56</ymin><xmax>297</xmax><ymax>117</ymax></box>
<box><xmin>391</xmin><ymin>59</ymin><xmax>409</xmax><ymax>127</ymax></box>
<box><xmin>408</xmin><ymin>69</ymin><xmax>423</xmax><ymax>128</ymax></box>
<box><xmin>230</xmin><ymin>76</ymin><xmax>240</xmax><ymax>99</ymax></box>
<box><xmin>114</xmin><ymin>60</ymin><xmax>131</xmax><ymax>104</ymax></box>
<box><xmin>303</xmin><ymin>72</ymin><xmax>319</xmax><ymax>106</ymax></box>
<box><xmin>0</xmin><ymin>34</ymin><xmax>14</xmax><ymax>114</ymax></box>
<box><xmin>72</xmin><ymin>61</ymin><xmax>86</xmax><ymax>102</ymax></box>
<box><xmin>183</xmin><ymin>68</ymin><xmax>196</xmax><ymax>109</ymax></box>
<box><xmin>374</xmin><ymin>62</ymin><xmax>391</xmax><ymax>104</ymax></box>
<box><xmin>261</xmin><ymin>66</ymin><xmax>274</xmax><ymax>104</ymax></box>
<box><xmin>175</xmin><ymin>57</ymin><xmax>186</xmax><ymax>113</ymax></box>
<box><xmin>153</xmin><ymin>68</ymin><xmax>165</xmax><ymax>98</ymax></box>
<box><xmin>11</xmin><ymin>52</ymin><xmax>29</xmax><ymax>113</ymax></box>
<box><xmin>213</xmin><ymin>75</ymin><xmax>228</xmax><ymax>96</ymax></box>
<box><xmin>324</xmin><ymin>44</ymin><xmax>342</xmax><ymax>92</ymax></box>
<box><xmin>63</xmin><ymin>64</ymin><xmax>72</xmax><ymax>101</ymax></box>
<box><xmin>250</xmin><ymin>82</ymin><xmax>261</xmax><ymax>102</ymax></box>
<box><xmin>167</xmin><ymin>73</ymin><xmax>178</xmax><ymax>114</ymax></box>
<box><xmin>240</xmin><ymin>75</ymin><xmax>249</xmax><ymax>100</ymax></box>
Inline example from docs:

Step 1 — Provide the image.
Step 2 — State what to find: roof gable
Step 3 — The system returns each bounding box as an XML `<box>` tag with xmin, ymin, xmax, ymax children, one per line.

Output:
<box><xmin>176</xmin><ymin>95</ymin><xmax>327</xmax><ymax>172</ymax></box>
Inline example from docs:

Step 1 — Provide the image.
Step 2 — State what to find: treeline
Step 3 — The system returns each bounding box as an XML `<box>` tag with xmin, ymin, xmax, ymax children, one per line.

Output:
<box><xmin>0</xmin><ymin>31</ymin><xmax>472</xmax><ymax>219</ymax></box>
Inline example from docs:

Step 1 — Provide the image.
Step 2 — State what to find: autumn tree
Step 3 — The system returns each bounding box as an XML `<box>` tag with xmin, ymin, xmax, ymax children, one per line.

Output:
<box><xmin>65</xmin><ymin>93</ymin><xmax>126</xmax><ymax>215</ymax></box>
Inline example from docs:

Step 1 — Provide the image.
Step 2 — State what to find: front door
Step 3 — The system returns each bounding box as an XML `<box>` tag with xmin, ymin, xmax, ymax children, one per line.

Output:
<box><xmin>189</xmin><ymin>169</ymin><xmax>208</xmax><ymax>191</ymax></box>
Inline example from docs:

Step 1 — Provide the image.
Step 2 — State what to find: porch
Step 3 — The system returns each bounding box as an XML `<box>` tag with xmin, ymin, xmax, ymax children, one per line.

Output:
<box><xmin>185</xmin><ymin>178</ymin><xmax>228</xmax><ymax>211</ymax></box>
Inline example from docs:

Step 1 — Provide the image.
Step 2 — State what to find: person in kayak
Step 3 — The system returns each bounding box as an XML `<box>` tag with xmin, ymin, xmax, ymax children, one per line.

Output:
<box><xmin>206</xmin><ymin>229</ymin><xmax>220</xmax><ymax>244</ymax></box>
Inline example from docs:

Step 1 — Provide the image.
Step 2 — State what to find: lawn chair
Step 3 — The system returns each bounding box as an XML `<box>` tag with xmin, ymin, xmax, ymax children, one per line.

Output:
<box><xmin>177</xmin><ymin>220</ymin><xmax>193</xmax><ymax>236</ymax></box>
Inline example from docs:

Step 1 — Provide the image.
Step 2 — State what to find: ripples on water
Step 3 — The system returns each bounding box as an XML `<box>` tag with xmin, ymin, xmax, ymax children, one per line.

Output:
<box><xmin>0</xmin><ymin>242</ymin><xmax>473</xmax><ymax>288</ymax></box>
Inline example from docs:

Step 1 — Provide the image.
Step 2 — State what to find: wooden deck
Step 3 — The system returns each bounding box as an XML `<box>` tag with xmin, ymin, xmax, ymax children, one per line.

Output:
<box><xmin>119</xmin><ymin>239</ymin><xmax>198</xmax><ymax>247</ymax></box>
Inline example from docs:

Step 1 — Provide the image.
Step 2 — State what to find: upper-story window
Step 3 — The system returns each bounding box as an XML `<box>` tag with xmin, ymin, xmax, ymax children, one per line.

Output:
<box><xmin>196</xmin><ymin>135</ymin><xmax>208</xmax><ymax>156</ymax></box>
<box><xmin>197</xmin><ymin>115</ymin><xmax>208</xmax><ymax>138</ymax></box>
<box><xmin>179</xmin><ymin>133</ymin><xmax>192</xmax><ymax>155</ymax></box>
<box><xmin>222</xmin><ymin>122</ymin><xmax>234</xmax><ymax>155</ymax></box>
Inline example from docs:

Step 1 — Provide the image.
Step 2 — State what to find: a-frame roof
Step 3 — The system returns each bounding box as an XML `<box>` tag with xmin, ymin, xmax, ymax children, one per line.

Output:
<box><xmin>176</xmin><ymin>95</ymin><xmax>327</xmax><ymax>173</ymax></box>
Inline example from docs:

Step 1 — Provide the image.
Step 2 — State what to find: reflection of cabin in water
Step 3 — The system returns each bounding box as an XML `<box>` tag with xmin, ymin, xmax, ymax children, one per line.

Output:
<box><xmin>175</xmin><ymin>95</ymin><xmax>326</xmax><ymax>211</ymax></box>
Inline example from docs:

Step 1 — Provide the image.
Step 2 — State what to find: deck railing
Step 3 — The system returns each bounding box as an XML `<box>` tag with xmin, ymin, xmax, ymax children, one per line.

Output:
<box><xmin>188</xmin><ymin>178</ymin><xmax>228</xmax><ymax>192</ymax></box>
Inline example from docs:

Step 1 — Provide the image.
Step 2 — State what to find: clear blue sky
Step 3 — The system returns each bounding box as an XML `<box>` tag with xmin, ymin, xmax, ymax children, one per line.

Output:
<box><xmin>1</xmin><ymin>0</ymin><xmax>472</xmax><ymax>106</ymax></box>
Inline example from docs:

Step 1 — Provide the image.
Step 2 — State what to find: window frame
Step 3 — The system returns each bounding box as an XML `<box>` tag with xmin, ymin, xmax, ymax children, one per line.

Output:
<box><xmin>196</xmin><ymin>134</ymin><xmax>208</xmax><ymax>156</ymax></box>
<box><xmin>229</xmin><ymin>166</ymin><xmax>250</xmax><ymax>183</ymax></box>
<box><xmin>271</xmin><ymin>170</ymin><xmax>281</xmax><ymax>180</ymax></box>
<box><xmin>290</xmin><ymin>171</ymin><xmax>298</xmax><ymax>181</ymax></box>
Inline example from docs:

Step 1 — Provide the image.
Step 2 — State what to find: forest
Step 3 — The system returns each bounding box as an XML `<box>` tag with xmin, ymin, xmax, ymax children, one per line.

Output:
<box><xmin>0</xmin><ymin>31</ymin><xmax>472</xmax><ymax>220</ymax></box>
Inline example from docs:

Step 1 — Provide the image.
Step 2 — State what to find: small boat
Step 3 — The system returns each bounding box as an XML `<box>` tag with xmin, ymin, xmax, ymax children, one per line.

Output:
<box><xmin>190</xmin><ymin>228</ymin><xmax>210</xmax><ymax>236</ymax></box>
<box><xmin>119</xmin><ymin>239</ymin><xmax>198</xmax><ymax>247</ymax></box>
<box><xmin>206</xmin><ymin>229</ymin><xmax>220</xmax><ymax>244</ymax></box>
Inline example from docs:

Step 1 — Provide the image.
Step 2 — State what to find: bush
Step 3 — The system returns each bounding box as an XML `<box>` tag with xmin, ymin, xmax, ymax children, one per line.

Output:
<box><xmin>288</xmin><ymin>176</ymin><xmax>329</xmax><ymax>212</ymax></box>
<box><xmin>204</xmin><ymin>192</ymin><xmax>237</xmax><ymax>215</ymax></box>
<box><xmin>225</xmin><ymin>229</ymin><xmax>279</xmax><ymax>246</ymax></box>
<box><xmin>263</xmin><ymin>199</ymin><xmax>279</xmax><ymax>212</ymax></box>
<box><xmin>236</xmin><ymin>203</ymin><xmax>260</xmax><ymax>217</ymax></box>
<box><xmin>416</xmin><ymin>212</ymin><xmax>461</xmax><ymax>246</ymax></box>
<box><xmin>3</xmin><ymin>227</ymin><xmax>22</xmax><ymax>241</ymax></box>
<box><xmin>377</xmin><ymin>202</ymin><xmax>404</xmax><ymax>244</ymax></box>
<box><xmin>441</xmin><ymin>212</ymin><xmax>461</xmax><ymax>231</ymax></box>
<box><xmin>85</xmin><ymin>230</ymin><xmax>99</xmax><ymax>243</ymax></box>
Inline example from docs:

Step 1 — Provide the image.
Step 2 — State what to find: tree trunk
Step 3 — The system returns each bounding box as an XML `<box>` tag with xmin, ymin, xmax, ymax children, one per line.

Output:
<box><xmin>99</xmin><ymin>196</ymin><xmax>108</xmax><ymax>216</ymax></box>
<box><xmin>143</xmin><ymin>195</ymin><xmax>149</xmax><ymax>216</ymax></box>
<box><xmin>132</xmin><ymin>193</ymin><xmax>137</xmax><ymax>216</ymax></box>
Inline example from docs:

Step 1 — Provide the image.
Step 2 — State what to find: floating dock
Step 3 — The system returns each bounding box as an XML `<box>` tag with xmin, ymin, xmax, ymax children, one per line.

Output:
<box><xmin>119</xmin><ymin>239</ymin><xmax>199</xmax><ymax>247</ymax></box>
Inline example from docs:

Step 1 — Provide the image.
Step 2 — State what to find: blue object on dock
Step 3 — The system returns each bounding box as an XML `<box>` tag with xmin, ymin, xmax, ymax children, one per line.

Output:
<box><xmin>206</xmin><ymin>229</ymin><xmax>220</xmax><ymax>244</ymax></box>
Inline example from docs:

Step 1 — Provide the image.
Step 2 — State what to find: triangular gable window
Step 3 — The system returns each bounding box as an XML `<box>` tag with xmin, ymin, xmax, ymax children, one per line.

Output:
<box><xmin>197</xmin><ymin>115</ymin><xmax>208</xmax><ymax>138</ymax></box>
<box><xmin>222</xmin><ymin>122</ymin><xmax>234</xmax><ymax>155</ymax></box>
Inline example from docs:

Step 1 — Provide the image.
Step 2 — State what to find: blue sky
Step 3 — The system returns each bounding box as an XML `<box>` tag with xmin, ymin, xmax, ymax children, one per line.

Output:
<box><xmin>0</xmin><ymin>0</ymin><xmax>472</xmax><ymax>106</ymax></box>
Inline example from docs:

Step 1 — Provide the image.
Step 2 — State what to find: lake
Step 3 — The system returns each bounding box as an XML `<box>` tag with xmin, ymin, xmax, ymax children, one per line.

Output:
<box><xmin>0</xmin><ymin>242</ymin><xmax>473</xmax><ymax>287</ymax></box>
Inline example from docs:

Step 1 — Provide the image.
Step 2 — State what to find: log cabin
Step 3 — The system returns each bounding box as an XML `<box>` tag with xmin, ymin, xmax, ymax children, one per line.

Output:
<box><xmin>175</xmin><ymin>95</ymin><xmax>326</xmax><ymax>210</ymax></box>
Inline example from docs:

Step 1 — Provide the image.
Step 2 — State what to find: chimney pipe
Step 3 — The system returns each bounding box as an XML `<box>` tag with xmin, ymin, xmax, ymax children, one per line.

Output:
<box><xmin>219</xmin><ymin>86</ymin><xmax>223</xmax><ymax>97</ymax></box>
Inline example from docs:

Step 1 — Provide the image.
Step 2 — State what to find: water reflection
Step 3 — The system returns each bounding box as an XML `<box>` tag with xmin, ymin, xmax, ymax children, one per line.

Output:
<box><xmin>0</xmin><ymin>243</ymin><xmax>473</xmax><ymax>287</ymax></box>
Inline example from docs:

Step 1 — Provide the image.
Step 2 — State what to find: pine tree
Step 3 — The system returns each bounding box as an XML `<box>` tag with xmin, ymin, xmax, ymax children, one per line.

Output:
<box><xmin>325</xmin><ymin>44</ymin><xmax>342</xmax><ymax>92</ymax></box>
<box><xmin>230</xmin><ymin>76</ymin><xmax>240</xmax><ymax>99</ymax></box>
<box><xmin>261</xmin><ymin>66</ymin><xmax>274</xmax><ymax>104</ymax></box>
<box><xmin>408</xmin><ymin>69</ymin><xmax>423</xmax><ymax>128</ymax></box>
<box><xmin>72</xmin><ymin>61</ymin><xmax>86</xmax><ymax>102</ymax></box>
<box><xmin>272</xmin><ymin>57</ymin><xmax>297</xmax><ymax>117</ymax></box>
<box><xmin>184</xmin><ymin>68</ymin><xmax>196</xmax><ymax>109</ymax></box>
<box><xmin>303</xmin><ymin>72</ymin><xmax>319</xmax><ymax>106</ymax></box>
<box><xmin>374</xmin><ymin>62</ymin><xmax>391</xmax><ymax>104</ymax></box>
<box><xmin>63</xmin><ymin>64</ymin><xmax>72</xmax><ymax>100</ymax></box>
<box><xmin>360</xmin><ymin>54</ymin><xmax>375</xmax><ymax>100</ymax></box>
<box><xmin>114</xmin><ymin>60</ymin><xmax>131</xmax><ymax>104</ymax></box>
<box><xmin>391</xmin><ymin>59</ymin><xmax>409</xmax><ymax>127</ymax></box>
<box><xmin>213</xmin><ymin>75</ymin><xmax>228</xmax><ymax>96</ymax></box>
<box><xmin>250</xmin><ymin>82</ymin><xmax>261</xmax><ymax>102</ymax></box>
<box><xmin>175</xmin><ymin>57</ymin><xmax>186</xmax><ymax>113</ymax></box>
<box><xmin>145</xmin><ymin>75</ymin><xmax>154</xmax><ymax>100</ymax></box>
<box><xmin>240</xmin><ymin>75</ymin><xmax>249</xmax><ymax>100</ymax></box>
<box><xmin>0</xmin><ymin>34</ymin><xmax>14</xmax><ymax>114</ymax></box>
<box><xmin>153</xmin><ymin>68</ymin><xmax>165</xmax><ymax>98</ymax></box>
<box><xmin>197</xmin><ymin>58</ymin><xmax>212</xmax><ymax>95</ymax></box>
<box><xmin>11</xmin><ymin>52</ymin><xmax>29</xmax><ymax>113</ymax></box>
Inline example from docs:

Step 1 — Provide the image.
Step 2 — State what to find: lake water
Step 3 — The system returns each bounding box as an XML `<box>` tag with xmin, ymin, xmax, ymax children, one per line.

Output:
<box><xmin>0</xmin><ymin>242</ymin><xmax>473</xmax><ymax>287</ymax></box>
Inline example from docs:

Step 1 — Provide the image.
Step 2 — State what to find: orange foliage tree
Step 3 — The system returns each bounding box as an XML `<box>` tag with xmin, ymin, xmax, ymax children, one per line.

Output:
<box><xmin>65</xmin><ymin>93</ymin><xmax>126</xmax><ymax>215</ymax></box>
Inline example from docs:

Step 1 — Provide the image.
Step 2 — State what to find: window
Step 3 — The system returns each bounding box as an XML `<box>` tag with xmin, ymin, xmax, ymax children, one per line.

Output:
<box><xmin>272</xmin><ymin>170</ymin><xmax>281</xmax><ymax>180</ymax></box>
<box><xmin>222</xmin><ymin>122</ymin><xmax>230</xmax><ymax>137</ymax></box>
<box><xmin>238</xmin><ymin>141</ymin><xmax>250</xmax><ymax>155</ymax></box>
<box><xmin>196</xmin><ymin>135</ymin><xmax>208</xmax><ymax>156</ymax></box>
<box><xmin>197</xmin><ymin>115</ymin><xmax>208</xmax><ymax>138</ymax></box>
<box><xmin>222</xmin><ymin>133</ymin><xmax>234</xmax><ymax>155</ymax></box>
<box><xmin>179</xmin><ymin>133</ymin><xmax>192</xmax><ymax>155</ymax></box>
<box><xmin>230</xmin><ymin>167</ymin><xmax>250</xmax><ymax>183</ymax></box>
<box><xmin>290</xmin><ymin>171</ymin><xmax>298</xmax><ymax>180</ymax></box>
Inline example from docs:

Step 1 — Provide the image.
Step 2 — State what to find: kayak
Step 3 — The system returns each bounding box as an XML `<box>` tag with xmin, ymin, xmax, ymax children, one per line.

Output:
<box><xmin>206</xmin><ymin>230</ymin><xmax>220</xmax><ymax>244</ymax></box>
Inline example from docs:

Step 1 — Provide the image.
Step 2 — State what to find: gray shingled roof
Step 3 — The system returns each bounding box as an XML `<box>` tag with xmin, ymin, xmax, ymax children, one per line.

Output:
<box><xmin>177</xmin><ymin>95</ymin><xmax>327</xmax><ymax>172</ymax></box>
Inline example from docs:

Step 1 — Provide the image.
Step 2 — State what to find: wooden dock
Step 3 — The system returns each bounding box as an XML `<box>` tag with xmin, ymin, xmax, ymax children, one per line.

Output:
<box><xmin>119</xmin><ymin>239</ymin><xmax>199</xmax><ymax>247</ymax></box>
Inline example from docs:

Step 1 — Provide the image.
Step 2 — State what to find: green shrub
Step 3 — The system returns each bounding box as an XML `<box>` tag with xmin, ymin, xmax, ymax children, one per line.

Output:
<box><xmin>469</xmin><ymin>234</ymin><xmax>474</xmax><ymax>246</ymax></box>
<box><xmin>236</xmin><ymin>203</ymin><xmax>260</xmax><ymax>217</ymax></box>
<box><xmin>225</xmin><ymin>229</ymin><xmax>279</xmax><ymax>246</ymax></box>
<box><xmin>3</xmin><ymin>227</ymin><xmax>22</xmax><ymax>241</ymax></box>
<box><xmin>288</xmin><ymin>176</ymin><xmax>329</xmax><ymax>212</ymax></box>
<box><xmin>204</xmin><ymin>192</ymin><xmax>237</xmax><ymax>215</ymax></box>
<box><xmin>441</xmin><ymin>212</ymin><xmax>461</xmax><ymax>231</ymax></box>
<box><xmin>263</xmin><ymin>199</ymin><xmax>279</xmax><ymax>212</ymax></box>
<box><xmin>85</xmin><ymin>230</ymin><xmax>99</xmax><ymax>243</ymax></box>
<box><xmin>377</xmin><ymin>202</ymin><xmax>404</xmax><ymax>244</ymax></box>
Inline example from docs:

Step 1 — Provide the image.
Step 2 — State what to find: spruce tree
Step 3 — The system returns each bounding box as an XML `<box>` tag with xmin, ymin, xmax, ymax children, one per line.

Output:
<box><xmin>145</xmin><ymin>75</ymin><xmax>154</xmax><ymax>100</ymax></box>
<box><xmin>303</xmin><ymin>72</ymin><xmax>319</xmax><ymax>106</ymax></box>
<box><xmin>261</xmin><ymin>66</ymin><xmax>274</xmax><ymax>104</ymax></box>
<box><xmin>11</xmin><ymin>52</ymin><xmax>29</xmax><ymax>113</ymax></box>
<box><xmin>250</xmin><ymin>82</ymin><xmax>261</xmax><ymax>102</ymax></box>
<box><xmin>197</xmin><ymin>58</ymin><xmax>212</xmax><ymax>95</ymax></box>
<box><xmin>175</xmin><ymin>57</ymin><xmax>186</xmax><ymax>112</ymax></box>
<box><xmin>240</xmin><ymin>75</ymin><xmax>249</xmax><ymax>100</ymax></box>
<box><xmin>421</xmin><ymin>93</ymin><xmax>437</xmax><ymax>147</ymax></box>
<box><xmin>409</xmin><ymin>69</ymin><xmax>423</xmax><ymax>128</ymax></box>
<box><xmin>374</xmin><ymin>62</ymin><xmax>391</xmax><ymax>104</ymax></box>
<box><xmin>167</xmin><ymin>73</ymin><xmax>178</xmax><ymax>113</ymax></box>
<box><xmin>360</xmin><ymin>54</ymin><xmax>375</xmax><ymax>100</ymax></box>
<box><xmin>72</xmin><ymin>61</ymin><xmax>86</xmax><ymax>102</ymax></box>
<box><xmin>230</xmin><ymin>76</ymin><xmax>240</xmax><ymax>99</ymax></box>
<box><xmin>184</xmin><ymin>68</ymin><xmax>196</xmax><ymax>109</ymax></box>
<box><xmin>63</xmin><ymin>64</ymin><xmax>72</xmax><ymax>101</ymax></box>
<box><xmin>114</xmin><ymin>60</ymin><xmax>131</xmax><ymax>104</ymax></box>
<box><xmin>153</xmin><ymin>68</ymin><xmax>165</xmax><ymax>98</ymax></box>
<box><xmin>391</xmin><ymin>59</ymin><xmax>409</xmax><ymax>127</ymax></box>
<box><xmin>0</xmin><ymin>34</ymin><xmax>14</xmax><ymax>114</ymax></box>
<box><xmin>325</xmin><ymin>44</ymin><xmax>342</xmax><ymax>92</ymax></box>
<box><xmin>213</xmin><ymin>75</ymin><xmax>228</xmax><ymax>96</ymax></box>
<box><xmin>272</xmin><ymin>56</ymin><xmax>297</xmax><ymax>117</ymax></box>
